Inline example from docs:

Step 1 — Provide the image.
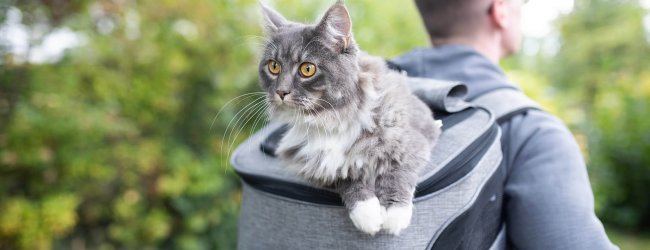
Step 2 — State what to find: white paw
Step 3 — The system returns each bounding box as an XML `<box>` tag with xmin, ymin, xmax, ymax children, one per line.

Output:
<box><xmin>349</xmin><ymin>197</ymin><xmax>384</xmax><ymax>235</ymax></box>
<box><xmin>382</xmin><ymin>203</ymin><xmax>413</xmax><ymax>235</ymax></box>
<box><xmin>434</xmin><ymin>119</ymin><xmax>443</xmax><ymax>128</ymax></box>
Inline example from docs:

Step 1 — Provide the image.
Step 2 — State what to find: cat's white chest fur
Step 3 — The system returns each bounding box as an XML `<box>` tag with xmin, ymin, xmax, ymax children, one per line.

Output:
<box><xmin>277</xmin><ymin>119</ymin><xmax>368</xmax><ymax>183</ymax></box>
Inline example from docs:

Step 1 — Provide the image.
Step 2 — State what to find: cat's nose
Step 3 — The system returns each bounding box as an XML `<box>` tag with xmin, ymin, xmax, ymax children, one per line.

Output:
<box><xmin>276</xmin><ymin>90</ymin><xmax>291</xmax><ymax>100</ymax></box>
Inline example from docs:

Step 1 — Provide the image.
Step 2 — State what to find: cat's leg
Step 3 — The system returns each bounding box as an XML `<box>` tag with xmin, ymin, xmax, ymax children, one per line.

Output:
<box><xmin>336</xmin><ymin>179</ymin><xmax>384</xmax><ymax>235</ymax></box>
<box><xmin>375</xmin><ymin>167</ymin><xmax>418</xmax><ymax>235</ymax></box>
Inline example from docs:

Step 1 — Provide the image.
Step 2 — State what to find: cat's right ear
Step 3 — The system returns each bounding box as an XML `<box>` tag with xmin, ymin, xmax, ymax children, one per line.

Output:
<box><xmin>316</xmin><ymin>1</ymin><xmax>353</xmax><ymax>52</ymax></box>
<box><xmin>260</xmin><ymin>1</ymin><xmax>288</xmax><ymax>32</ymax></box>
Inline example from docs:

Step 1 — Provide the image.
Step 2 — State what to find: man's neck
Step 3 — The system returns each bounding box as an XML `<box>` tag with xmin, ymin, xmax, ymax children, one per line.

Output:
<box><xmin>429</xmin><ymin>35</ymin><xmax>503</xmax><ymax>63</ymax></box>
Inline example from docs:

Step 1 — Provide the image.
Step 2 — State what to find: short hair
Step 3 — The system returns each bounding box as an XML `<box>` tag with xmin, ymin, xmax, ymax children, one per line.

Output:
<box><xmin>414</xmin><ymin>0</ymin><xmax>492</xmax><ymax>39</ymax></box>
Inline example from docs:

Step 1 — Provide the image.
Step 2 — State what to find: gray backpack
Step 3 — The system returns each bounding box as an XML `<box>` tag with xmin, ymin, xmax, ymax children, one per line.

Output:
<box><xmin>231</xmin><ymin>78</ymin><xmax>540</xmax><ymax>250</ymax></box>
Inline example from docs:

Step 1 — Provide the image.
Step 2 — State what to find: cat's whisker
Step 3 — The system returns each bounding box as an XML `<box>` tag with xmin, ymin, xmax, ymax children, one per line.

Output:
<box><xmin>221</xmin><ymin>96</ymin><xmax>267</xmax><ymax>170</ymax></box>
<box><xmin>210</xmin><ymin>91</ymin><xmax>264</xmax><ymax>170</ymax></box>
<box><xmin>305</xmin><ymin>104</ymin><xmax>320</xmax><ymax>129</ymax></box>
<box><xmin>245</xmin><ymin>42</ymin><xmax>267</xmax><ymax>49</ymax></box>
<box><xmin>308</xmin><ymin>108</ymin><xmax>325</xmax><ymax>149</ymax></box>
<box><xmin>291</xmin><ymin>108</ymin><xmax>313</xmax><ymax>146</ymax></box>
<box><xmin>241</xmin><ymin>34</ymin><xmax>280</xmax><ymax>53</ymax></box>
<box><xmin>299</xmin><ymin>108</ymin><xmax>311</xmax><ymax>142</ymax></box>
<box><xmin>242</xmin><ymin>35</ymin><xmax>276</xmax><ymax>46</ymax></box>
<box><xmin>210</xmin><ymin>92</ymin><xmax>266</xmax><ymax>133</ymax></box>
<box><xmin>307</xmin><ymin>105</ymin><xmax>330</xmax><ymax>147</ymax></box>
<box><xmin>244</xmin><ymin>34</ymin><xmax>270</xmax><ymax>42</ymax></box>
<box><xmin>301</xmin><ymin>106</ymin><xmax>311</xmax><ymax>142</ymax></box>
<box><xmin>225</xmin><ymin>105</ymin><xmax>267</xmax><ymax>174</ymax></box>
<box><xmin>221</xmin><ymin>100</ymin><xmax>265</xmax><ymax>171</ymax></box>
<box><xmin>300</xmin><ymin>105</ymin><xmax>317</xmax><ymax>140</ymax></box>
<box><xmin>223</xmin><ymin>100</ymin><xmax>269</xmax><ymax>172</ymax></box>
<box><xmin>309</xmin><ymin>99</ymin><xmax>344</xmax><ymax>128</ymax></box>
<box><xmin>314</xmin><ymin>110</ymin><xmax>329</xmax><ymax>149</ymax></box>
<box><xmin>249</xmin><ymin>103</ymin><xmax>270</xmax><ymax>138</ymax></box>
<box><xmin>265</xmin><ymin>102</ymin><xmax>276</xmax><ymax>119</ymax></box>
<box><xmin>315</xmin><ymin>98</ymin><xmax>344</xmax><ymax>123</ymax></box>
<box><xmin>296</xmin><ymin>109</ymin><xmax>311</xmax><ymax>143</ymax></box>
<box><xmin>305</xmin><ymin>99</ymin><xmax>328</xmax><ymax>132</ymax></box>
<box><xmin>221</xmin><ymin>96</ymin><xmax>266</xmax><ymax>147</ymax></box>
<box><xmin>234</xmin><ymin>36</ymin><xmax>271</xmax><ymax>52</ymax></box>
<box><xmin>302</xmin><ymin>107</ymin><xmax>312</xmax><ymax>139</ymax></box>
<box><xmin>253</xmin><ymin>103</ymin><xmax>275</xmax><ymax>157</ymax></box>
<box><xmin>322</xmin><ymin>108</ymin><xmax>345</xmax><ymax>131</ymax></box>
<box><xmin>307</xmin><ymin>109</ymin><xmax>327</xmax><ymax>154</ymax></box>
<box><xmin>262</xmin><ymin>39</ymin><xmax>279</xmax><ymax>52</ymax></box>
<box><xmin>310</xmin><ymin>101</ymin><xmax>345</xmax><ymax>151</ymax></box>
<box><xmin>227</xmin><ymin>101</ymin><xmax>269</xmax><ymax>171</ymax></box>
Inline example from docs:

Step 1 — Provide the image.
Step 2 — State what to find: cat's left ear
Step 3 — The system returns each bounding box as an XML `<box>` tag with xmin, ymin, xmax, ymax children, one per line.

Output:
<box><xmin>260</xmin><ymin>1</ymin><xmax>289</xmax><ymax>32</ymax></box>
<box><xmin>317</xmin><ymin>1</ymin><xmax>353</xmax><ymax>52</ymax></box>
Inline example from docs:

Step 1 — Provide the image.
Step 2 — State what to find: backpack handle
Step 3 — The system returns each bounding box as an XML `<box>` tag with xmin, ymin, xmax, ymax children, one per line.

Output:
<box><xmin>471</xmin><ymin>88</ymin><xmax>542</xmax><ymax>124</ymax></box>
<box><xmin>408</xmin><ymin>78</ymin><xmax>471</xmax><ymax>113</ymax></box>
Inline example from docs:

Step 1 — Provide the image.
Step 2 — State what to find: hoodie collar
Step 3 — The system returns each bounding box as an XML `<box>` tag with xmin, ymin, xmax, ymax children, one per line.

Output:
<box><xmin>392</xmin><ymin>45</ymin><xmax>518</xmax><ymax>100</ymax></box>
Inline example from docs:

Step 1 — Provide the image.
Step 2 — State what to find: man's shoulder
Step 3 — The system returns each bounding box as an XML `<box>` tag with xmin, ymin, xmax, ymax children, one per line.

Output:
<box><xmin>498</xmin><ymin>106</ymin><xmax>584</xmax><ymax>171</ymax></box>
<box><xmin>503</xmin><ymin>107</ymin><xmax>572</xmax><ymax>139</ymax></box>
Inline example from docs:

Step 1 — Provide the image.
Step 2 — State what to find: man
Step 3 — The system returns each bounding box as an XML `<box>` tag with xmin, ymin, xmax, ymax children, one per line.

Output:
<box><xmin>392</xmin><ymin>0</ymin><xmax>619</xmax><ymax>249</ymax></box>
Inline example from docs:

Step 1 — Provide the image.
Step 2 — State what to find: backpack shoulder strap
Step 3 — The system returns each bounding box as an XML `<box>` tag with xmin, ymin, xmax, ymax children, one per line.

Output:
<box><xmin>471</xmin><ymin>88</ymin><xmax>542</xmax><ymax>124</ymax></box>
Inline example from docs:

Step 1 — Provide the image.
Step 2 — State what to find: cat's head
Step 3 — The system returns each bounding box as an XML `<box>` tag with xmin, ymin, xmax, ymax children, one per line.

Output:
<box><xmin>258</xmin><ymin>1</ymin><xmax>361</xmax><ymax>122</ymax></box>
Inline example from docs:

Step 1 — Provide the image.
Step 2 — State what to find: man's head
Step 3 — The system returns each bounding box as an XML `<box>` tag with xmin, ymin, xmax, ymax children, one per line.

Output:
<box><xmin>415</xmin><ymin>0</ymin><xmax>523</xmax><ymax>60</ymax></box>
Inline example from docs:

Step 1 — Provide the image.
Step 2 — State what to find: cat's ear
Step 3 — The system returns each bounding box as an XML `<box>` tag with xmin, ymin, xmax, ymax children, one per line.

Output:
<box><xmin>317</xmin><ymin>1</ymin><xmax>353</xmax><ymax>52</ymax></box>
<box><xmin>260</xmin><ymin>1</ymin><xmax>289</xmax><ymax>32</ymax></box>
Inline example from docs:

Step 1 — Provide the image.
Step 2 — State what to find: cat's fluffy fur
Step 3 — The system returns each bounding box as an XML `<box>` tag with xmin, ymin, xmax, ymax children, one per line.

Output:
<box><xmin>259</xmin><ymin>1</ymin><xmax>441</xmax><ymax>235</ymax></box>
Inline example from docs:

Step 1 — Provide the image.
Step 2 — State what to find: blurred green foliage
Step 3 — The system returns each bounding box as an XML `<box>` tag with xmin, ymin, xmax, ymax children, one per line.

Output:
<box><xmin>541</xmin><ymin>0</ymin><xmax>650</xmax><ymax>231</ymax></box>
<box><xmin>0</xmin><ymin>0</ymin><xmax>427</xmax><ymax>249</ymax></box>
<box><xmin>1</xmin><ymin>0</ymin><xmax>649</xmax><ymax>249</ymax></box>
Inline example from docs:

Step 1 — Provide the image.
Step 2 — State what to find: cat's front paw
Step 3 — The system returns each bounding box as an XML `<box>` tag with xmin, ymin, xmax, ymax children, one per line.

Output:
<box><xmin>382</xmin><ymin>203</ymin><xmax>413</xmax><ymax>235</ymax></box>
<box><xmin>349</xmin><ymin>197</ymin><xmax>384</xmax><ymax>235</ymax></box>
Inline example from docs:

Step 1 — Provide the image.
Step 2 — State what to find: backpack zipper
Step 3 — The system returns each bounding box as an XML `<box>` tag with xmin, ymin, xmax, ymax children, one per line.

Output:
<box><xmin>414</xmin><ymin>124</ymin><xmax>498</xmax><ymax>197</ymax></box>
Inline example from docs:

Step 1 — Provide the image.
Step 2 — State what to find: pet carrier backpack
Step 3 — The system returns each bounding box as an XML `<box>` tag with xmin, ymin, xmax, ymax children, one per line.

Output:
<box><xmin>231</xmin><ymin>78</ymin><xmax>540</xmax><ymax>250</ymax></box>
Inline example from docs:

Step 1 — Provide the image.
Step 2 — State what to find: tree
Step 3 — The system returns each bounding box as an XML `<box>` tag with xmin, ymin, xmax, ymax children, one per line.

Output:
<box><xmin>0</xmin><ymin>0</ymin><xmax>428</xmax><ymax>249</ymax></box>
<box><xmin>545</xmin><ymin>0</ymin><xmax>650</xmax><ymax>230</ymax></box>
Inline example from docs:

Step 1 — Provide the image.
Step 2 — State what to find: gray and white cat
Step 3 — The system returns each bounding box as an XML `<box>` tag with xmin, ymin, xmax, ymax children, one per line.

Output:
<box><xmin>258</xmin><ymin>1</ymin><xmax>441</xmax><ymax>235</ymax></box>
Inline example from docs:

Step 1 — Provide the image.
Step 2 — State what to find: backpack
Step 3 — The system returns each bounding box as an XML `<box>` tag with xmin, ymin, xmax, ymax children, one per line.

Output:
<box><xmin>231</xmin><ymin>77</ymin><xmax>540</xmax><ymax>250</ymax></box>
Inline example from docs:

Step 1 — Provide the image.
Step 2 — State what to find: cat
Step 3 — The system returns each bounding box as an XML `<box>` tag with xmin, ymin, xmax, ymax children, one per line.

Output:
<box><xmin>258</xmin><ymin>1</ymin><xmax>441</xmax><ymax>235</ymax></box>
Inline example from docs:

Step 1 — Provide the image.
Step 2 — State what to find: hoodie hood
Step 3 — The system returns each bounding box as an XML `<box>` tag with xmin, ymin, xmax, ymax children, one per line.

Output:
<box><xmin>392</xmin><ymin>45</ymin><xmax>519</xmax><ymax>100</ymax></box>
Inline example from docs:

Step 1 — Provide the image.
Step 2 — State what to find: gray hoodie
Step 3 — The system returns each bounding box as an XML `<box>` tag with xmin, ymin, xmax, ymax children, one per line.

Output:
<box><xmin>393</xmin><ymin>45</ymin><xmax>618</xmax><ymax>250</ymax></box>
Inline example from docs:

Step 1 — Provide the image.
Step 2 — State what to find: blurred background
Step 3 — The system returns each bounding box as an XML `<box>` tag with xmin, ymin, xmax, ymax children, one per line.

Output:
<box><xmin>0</xmin><ymin>0</ymin><xmax>649</xmax><ymax>249</ymax></box>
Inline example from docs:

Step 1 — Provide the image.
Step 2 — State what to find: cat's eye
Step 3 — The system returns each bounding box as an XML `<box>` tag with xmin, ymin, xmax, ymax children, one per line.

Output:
<box><xmin>299</xmin><ymin>62</ymin><xmax>317</xmax><ymax>77</ymax></box>
<box><xmin>268</xmin><ymin>60</ymin><xmax>281</xmax><ymax>75</ymax></box>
